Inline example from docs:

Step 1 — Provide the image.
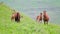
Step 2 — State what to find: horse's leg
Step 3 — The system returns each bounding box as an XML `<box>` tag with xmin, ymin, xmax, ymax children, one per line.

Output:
<box><xmin>19</xmin><ymin>17</ymin><xmax>20</xmax><ymax>22</ymax></box>
<box><xmin>37</xmin><ymin>19</ymin><xmax>39</xmax><ymax>22</ymax></box>
<box><xmin>38</xmin><ymin>20</ymin><xmax>40</xmax><ymax>23</ymax></box>
<box><xmin>11</xmin><ymin>16</ymin><xmax>13</xmax><ymax>20</ymax></box>
<box><xmin>18</xmin><ymin>16</ymin><xmax>20</xmax><ymax>22</ymax></box>
<box><xmin>47</xmin><ymin>21</ymin><xmax>48</xmax><ymax>24</ymax></box>
<box><xmin>40</xmin><ymin>21</ymin><xmax>41</xmax><ymax>23</ymax></box>
<box><xmin>44</xmin><ymin>21</ymin><xmax>45</xmax><ymax>24</ymax></box>
<box><xmin>40</xmin><ymin>20</ymin><xmax>42</xmax><ymax>23</ymax></box>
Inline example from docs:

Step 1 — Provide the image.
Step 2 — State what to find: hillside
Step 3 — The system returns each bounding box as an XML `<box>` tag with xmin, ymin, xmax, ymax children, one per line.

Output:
<box><xmin>0</xmin><ymin>3</ymin><xmax>60</xmax><ymax>34</ymax></box>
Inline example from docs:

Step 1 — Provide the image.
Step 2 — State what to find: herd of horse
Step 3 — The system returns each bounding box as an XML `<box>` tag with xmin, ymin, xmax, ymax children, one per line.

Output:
<box><xmin>36</xmin><ymin>10</ymin><xmax>49</xmax><ymax>24</ymax></box>
<box><xmin>11</xmin><ymin>10</ymin><xmax>21</xmax><ymax>22</ymax></box>
<box><xmin>11</xmin><ymin>10</ymin><xmax>49</xmax><ymax>24</ymax></box>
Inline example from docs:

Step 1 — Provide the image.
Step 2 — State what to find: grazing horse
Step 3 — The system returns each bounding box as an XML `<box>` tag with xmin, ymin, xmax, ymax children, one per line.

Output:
<box><xmin>36</xmin><ymin>13</ymin><xmax>42</xmax><ymax>23</ymax></box>
<box><xmin>15</xmin><ymin>12</ymin><xmax>20</xmax><ymax>22</ymax></box>
<box><xmin>11</xmin><ymin>11</ymin><xmax>20</xmax><ymax>22</ymax></box>
<box><xmin>43</xmin><ymin>10</ymin><xmax>49</xmax><ymax>24</ymax></box>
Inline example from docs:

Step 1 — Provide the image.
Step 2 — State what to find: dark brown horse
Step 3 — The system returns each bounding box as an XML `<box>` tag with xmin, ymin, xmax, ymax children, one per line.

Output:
<box><xmin>43</xmin><ymin>10</ymin><xmax>49</xmax><ymax>24</ymax></box>
<box><xmin>15</xmin><ymin>12</ymin><xmax>20</xmax><ymax>22</ymax></box>
<box><xmin>36</xmin><ymin>13</ymin><xmax>42</xmax><ymax>23</ymax></box>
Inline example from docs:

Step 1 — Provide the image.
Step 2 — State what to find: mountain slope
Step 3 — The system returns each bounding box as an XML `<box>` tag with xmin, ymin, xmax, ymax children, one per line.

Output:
<box><xmin>0</xmin><ymin>3</ymin><xmax>60</xmax><ymax>34</ymax></box>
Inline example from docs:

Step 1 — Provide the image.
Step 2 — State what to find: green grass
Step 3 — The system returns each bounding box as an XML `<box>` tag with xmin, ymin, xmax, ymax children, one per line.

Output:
<box><xmin>0</xmin><ymin>3</ymin><xmax>60</xmax><ymax>34</ymax></box>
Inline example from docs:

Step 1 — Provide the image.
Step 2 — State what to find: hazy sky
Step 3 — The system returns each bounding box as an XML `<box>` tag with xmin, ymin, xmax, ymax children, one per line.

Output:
<box><xmin>0</xmin><ymin>0</ymin><xmax>60</xmax><ymax>10</ymax></box>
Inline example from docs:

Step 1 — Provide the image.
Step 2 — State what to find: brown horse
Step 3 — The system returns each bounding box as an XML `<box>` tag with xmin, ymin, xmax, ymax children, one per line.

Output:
<box><xmin>11</xmin><ymin>11</ymin><xmax>20</xmax><ymax>22</ymax></box>
<box><xmin>36</xmin><ymin>13</ymin><xmax>42</xmax><ymax>23</ymax></box>
<box><xmin>15</xmin><ymin>12</ymin><xmax>20</xmax><ymax>22</ymax></box>
<box><xmin>43</xmin><ymin>10</ymin><xmax>49</xmax><ymax>24</ymax></box>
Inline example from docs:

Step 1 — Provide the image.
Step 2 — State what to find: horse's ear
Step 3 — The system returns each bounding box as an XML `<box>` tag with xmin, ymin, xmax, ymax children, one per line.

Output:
<box><xmin>40</xmin><ymin>13</ymin><xmax>42</xmax><ymax>15</ymax></box>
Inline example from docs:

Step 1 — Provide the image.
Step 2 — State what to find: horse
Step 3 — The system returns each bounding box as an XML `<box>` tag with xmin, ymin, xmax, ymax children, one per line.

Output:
<box><xmin>43</xmin><ymin>10</ymin><xmax>49</xmax><ymax>24</ymax></box>
<box><xmin>36</xmin><ymin>13</ymin><xmax>42</xmax><ymax>23</ymax></box>
<box><xmin>15</xmin><ymin>12</ymin><xmax>20</xmax><ymax>22</ymax></box>
<box><xmin>11</xmin><ymin>11</ymin><xmax>21</xmax><ymax>22</ymax></box>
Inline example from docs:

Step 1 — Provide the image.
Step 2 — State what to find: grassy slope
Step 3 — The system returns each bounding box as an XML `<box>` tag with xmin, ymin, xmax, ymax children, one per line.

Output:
<box><xmin>0</xmin><ymin>3</ymin><xmax>60</xmax><ymax>34</ymax></box>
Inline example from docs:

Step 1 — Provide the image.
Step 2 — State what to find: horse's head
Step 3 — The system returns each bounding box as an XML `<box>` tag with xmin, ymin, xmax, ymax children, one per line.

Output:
<box><xmin>43</xmin><ymin>10</ymin><xmax>47</xmax><ymax>15</ymax></box>
<box><xmin>16</xmin><ymin>12</ymin><xmax>20</xmax><ymax>15</ymax></box>
<box><xmin>40</xmin><ymin>13</ymin><xmax>42</xmax><ymax>15</ymax></box>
